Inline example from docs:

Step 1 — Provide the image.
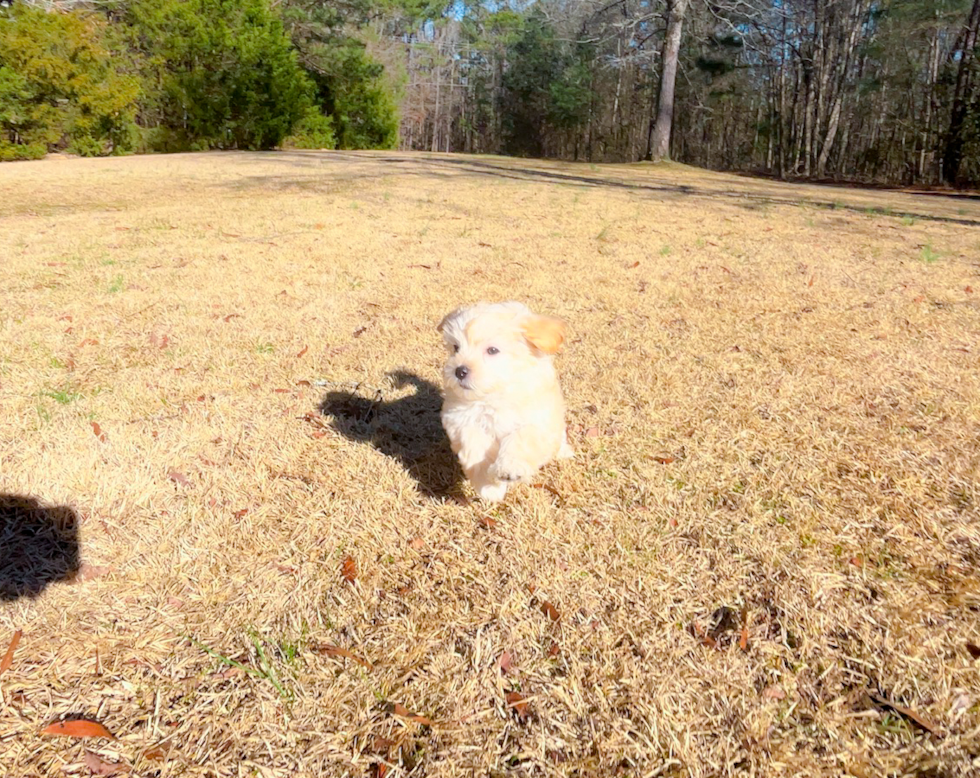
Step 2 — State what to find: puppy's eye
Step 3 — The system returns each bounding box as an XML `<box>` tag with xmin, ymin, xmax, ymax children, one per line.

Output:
<box><xmin>453</xmin><ymin>344</ymin><xmax>460</xmax><ymax>354</ymax></box>
<box><xmin>486</xmin><ymin>346</ymin><xmax>500</xmax><ymax>355</ymax></box>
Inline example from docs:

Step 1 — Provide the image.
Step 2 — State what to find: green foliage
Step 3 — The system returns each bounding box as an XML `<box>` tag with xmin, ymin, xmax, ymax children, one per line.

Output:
<box><xmin>286</xmin><ymin>106</ymin><xmax>337</xmax><ymax>149</ymax></box>
<box><xmin>500</xmin><ymin>11</ymin><xmax>593</xmax><ymax>156</ymax></box>
<box><xmin>124</xmin><ymin>0</ymin><xmax>312</xmax><ymax>151</ymax></box>
<box><xmin>0</xmin><ymin>5</ymin><xmax>140</xmax><ymax>160</ymax></box>
<box><xmin>281</xmin><ymin>0</ymin><xmax>399</xmax><ymax>149</ymax></box>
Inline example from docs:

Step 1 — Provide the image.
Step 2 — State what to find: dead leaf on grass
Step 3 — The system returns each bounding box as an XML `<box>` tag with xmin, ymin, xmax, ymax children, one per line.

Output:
<box><xmin>141</xmin><ymin>745</ymin><xmax>169</xmax><ymax>762</ymax></box>
<box><xmin>653</xmin><ymin>455</ymin><xmax>675</xmax><ymax>464</ymax></box>
<box><xmin>384</xmin><ymin>702</ymin><xmax>432</xmax><ymax>726</ymax></box>
<box><xmin>83</xmin><ymin>750</ymin><xmax>124</xmax><ymax>776</ymax></box>
<box><xmin>41</xmin><ymin>719</ymin><xmax>115</xmax><ymax>740</ymax></box>
<box><xmin>168</xmin><ymin>471</ymin><xmax>191</xmax><ymax>487</ymax></box>
<box><xmin>584</xmin><ymin>427</ymin><xmax>601</xmax><ymax>438</ymax></box>
<box><xmin>762</xmin><ymin>685</ymin><xmax>786</xmax><ymax>701</ymax></box>
<box><xmin>296</xmin><ymin>345</ymin><xmax>309</xmax><ymax>358</ymax></box>
<box><xmin>312</xmin><ymin>644</ymin><xmax>374</xmax><ymax>671</ymax></box>
<box><xmin>539</xmin><ymin>601</ymin><xmax>561</xmax><ymax>622</ymax></box>
<box><xmin>505</xmin><ymin>691</ymin><xmax>530</xmax><ymax>722</ymax></box>
<box><xmin>869</xmin><ymin>691</ymin><xmax>944</xmax><ymax>737</ymax></box>
<box><xmin>499</xmin><ymin>652</ymin><xmax>515</xmax><ymax>675</ymax></box>
<box><xmin>341</xmin><ymin>555</ymin><xmax>357</xmax><ymax>584</ymax></box>
<box><xmin>739</xmin><ymin>606</ymin><xmax>750</xmax><ymax>652</ymax></box>
<box><xmin>476</xmin><ymin>516</ymin><xmax>497</xmax><ymax>530</ymax></box>
<box><xmin>408</xmin><ymin>537</ymin><xmax>425</xmax><ymax>550</ymax></box>
<box><xmin>76</xmin><ymin>563</ymin><xmax>112</xmax><ymax>582</ymax></box>
<box><xmin>0</xmin><ymin>629</ymin><xmax>22</xmax><ymax>675</ymax></box>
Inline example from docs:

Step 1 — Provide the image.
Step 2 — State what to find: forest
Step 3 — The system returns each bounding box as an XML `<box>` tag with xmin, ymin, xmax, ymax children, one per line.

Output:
<box><xmin>3</xmin><ymin>0</ymin><xmax>980</xmax><ymax>187</ymax></box>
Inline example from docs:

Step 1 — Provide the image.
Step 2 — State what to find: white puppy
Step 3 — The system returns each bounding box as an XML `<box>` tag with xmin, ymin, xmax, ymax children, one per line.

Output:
<box><xmin>438</xmin><ymin>301</ymin><xmax>573</xmax><ymax>502</ymax></box>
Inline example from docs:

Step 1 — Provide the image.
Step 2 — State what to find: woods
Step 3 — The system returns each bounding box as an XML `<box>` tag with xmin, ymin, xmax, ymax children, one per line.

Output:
<box><xmin>396</xmin><ymin>0</ymin><xmax>980</xmax><ymax>186</ymax></box>
<box><xmin>3</xmin><ymin>0</ymin><xmax>980</xmax><ymax>186</ymax></box>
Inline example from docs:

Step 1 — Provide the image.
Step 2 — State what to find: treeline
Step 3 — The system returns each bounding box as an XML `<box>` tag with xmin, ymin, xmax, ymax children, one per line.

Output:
<box><xmin>398</xmin><ymin>0</ymin><xmax>980</xmax><ymax>187</ymax></box>
<box><xmin>0</xmin><ymin>0</ymin><xmax>400</xmax><ymax>159</ymax></box>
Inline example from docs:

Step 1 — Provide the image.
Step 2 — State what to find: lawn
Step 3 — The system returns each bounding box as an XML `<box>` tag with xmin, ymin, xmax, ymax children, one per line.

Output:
<box><xmin>1</xmin><ymin>150</ymin><xmax>979</xmax><ymax>777</ymax></box>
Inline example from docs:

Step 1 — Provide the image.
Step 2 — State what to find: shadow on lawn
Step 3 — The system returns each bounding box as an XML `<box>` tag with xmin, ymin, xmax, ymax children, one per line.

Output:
<box><xmin>0</xmin><ymin>494</ymin><xmax>80</xmax><ymax>601</ymax></box>
<box><xmin>240</xmin><ymin>150</ymin><xmax>980</xmax><ymax>228</ymax></box>
<box><xmin>318</xmin><ymin>371</ymin><xmax>463</xmax><ymax>499</ymax></box>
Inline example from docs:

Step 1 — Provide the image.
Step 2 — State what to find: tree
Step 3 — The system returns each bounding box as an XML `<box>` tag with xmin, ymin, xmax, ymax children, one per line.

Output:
<box><xmin>648</xmin><ymin>0</ymin><xmax>688</xmax><ymax>161</ymax></box>
<box><xmin>943</xmin><ymin>0</ymin><xmax>980</xmax><ymax>184</ymax></box>
<box><xmin>0</xmin><ymin>4</ymin><xmax>140</xmax><ymax>159</ymax></box>
<box><xmin>124</xmin><ymin>0</ymin><xmax>312</xmax><ymax>151</ymax></box>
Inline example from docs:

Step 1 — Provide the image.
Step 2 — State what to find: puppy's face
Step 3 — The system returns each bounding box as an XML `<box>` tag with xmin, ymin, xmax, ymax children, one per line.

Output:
<box><xmin>438</xmin><ymin>302</ymin><xmax>566</xmax><ymax>400</ymax></box>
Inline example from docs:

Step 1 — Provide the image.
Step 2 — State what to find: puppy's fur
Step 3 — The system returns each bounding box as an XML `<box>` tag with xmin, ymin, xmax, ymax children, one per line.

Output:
<box><xmin>438</xmin><ymin>301</ymin><xmax>572</xmax><ymax>502</ymax></box>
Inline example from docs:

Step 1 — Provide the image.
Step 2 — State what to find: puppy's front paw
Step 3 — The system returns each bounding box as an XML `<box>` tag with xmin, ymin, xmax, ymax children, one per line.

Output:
<box><xmin>488</xmin><ymin>458</ymin><xmax>535</xmax><ymax>484</ymax></box>
<box><xmin>477</xmin><ymin>481</ymin><xmax>508</xmax><ymax>502</ymax></box>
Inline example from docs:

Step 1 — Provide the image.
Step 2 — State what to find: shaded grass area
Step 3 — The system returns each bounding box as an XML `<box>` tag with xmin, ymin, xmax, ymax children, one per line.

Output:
<box><xmin>0</xmin><ymin>150</ymin><xmax>979</xmax><ymax>777</ymax></box>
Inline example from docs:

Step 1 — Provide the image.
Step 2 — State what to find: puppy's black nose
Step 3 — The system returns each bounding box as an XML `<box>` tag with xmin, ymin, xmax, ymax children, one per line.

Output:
<box><xmin>455</xmin><ymin>365</ymin><xmax>469</xmax><ymax>381</ymax></box>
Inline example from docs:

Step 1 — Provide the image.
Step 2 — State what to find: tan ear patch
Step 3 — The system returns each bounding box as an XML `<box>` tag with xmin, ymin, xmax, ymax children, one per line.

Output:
<box><xmin>522</xmin><ymin>316</ymin><xmax>567</xmax><ymax>355</ymax></box>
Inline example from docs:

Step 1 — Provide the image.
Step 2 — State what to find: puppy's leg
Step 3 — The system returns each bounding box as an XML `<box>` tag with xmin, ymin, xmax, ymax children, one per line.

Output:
<box><xmin>452</xmin><ymin>426</ymin><xmax>507</xmax><ymax>501</ymax></box>
<box><xmin>488</xmin><ymin>426</ymin><xmax>559</xmax><ymax>484</ymax></box>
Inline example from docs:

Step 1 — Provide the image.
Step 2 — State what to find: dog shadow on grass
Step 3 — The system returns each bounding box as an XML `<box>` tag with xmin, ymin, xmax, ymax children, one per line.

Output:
<box><xmin>0</xmin><ymin>494</ymin><xmax>80</xmax><ymax>601</ymax></box>
<box><xmin>318</xmin><ymin>371</ymin><xmax>463</xmax><ymax>499</ymax></box>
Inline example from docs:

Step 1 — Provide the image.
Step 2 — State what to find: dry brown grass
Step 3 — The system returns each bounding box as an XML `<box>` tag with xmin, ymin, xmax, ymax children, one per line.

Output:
<box><xmin>1</xmin><ymin>150</ymin><xmax>979</xmax><ymax>777</ymax></box>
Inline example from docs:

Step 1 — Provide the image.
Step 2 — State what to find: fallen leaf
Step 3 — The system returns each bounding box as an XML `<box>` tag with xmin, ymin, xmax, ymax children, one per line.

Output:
<box><xmin>142</xmin><ymin>746</ymin><xmax>168</xmax><ymax>762</ymax></box>
<box><xmin>83</xmin><ymin>750</ymin><xmax>123</xmax><ymax>776</ymax></box>
<box><xmin>584</xmin><ymin>427</ymin><xmax>601</xmax><ymax>438</ymax></box>
<box><xmin>762</xmin><ymin>685</ymin><xmax>786</xmax><ymax>701</ymax></box>
<box><xmin>966</xmin><ymin>642</ymin><xmax>980</xmax><ymax>660</ymax></box>
<box><xmin>690</xmin><ymin>623</ymin><xmax>718</xmax><ymax>649</ymax></box>
<box><xmin>168</xmin><ymin>471</ymin><xmax>191</xmax><ymax>487</ymax></box>
<box><xmin>539</xmin><ymin>600</ymin><xmax>561</xmax><ymax>622</ymax></box>
<box><xmin>849</xmin><ymin>556</ymin><xmax>865</xmax><ymax>568</ymax></box>
<box><xmin>476</xmin><ymin>516</ymin><xmax>498</xmax><ymax>530</ymax></box>
<box><xmin>627</xmin><ymin>261</ymin><xmax>640</xmax><ymax>268</ymax></box>
<box><xmin>373</xmin><ymin>764</ymin><xmax>388</xmax><ymax>778</ymax></box>
<box><xmin>0</xmin><ymin>629</ymin><xmax>22</xmax><ymax>675</ymax></box>
<box><xmin>341</xmin><ymin>555</ymin><xmax>357</xmax><ymax>583</ymax></box>
<box><xmin>87</xmin><ymin>422</ymin><xmax>109</xmax><ymax>443</ymax></box>
<box><xmin>311</xmin><ymin>430</ymin><xmax>327</xmax><ymax>439</ymax></box>
<box><xmin>808</xmin><ymin>275</ymin><xmax>815</xmax><ymax>287</ymax></box>
<box><xmin>913</xmin><ymin>295</ymin><xmax>925</xmax><ymax>303</ymax></box>
<box><xmin>233</xmin><ymin>509</ymin><xmax>249</xmax><ymax>519</ymax></box>
<box><xmin>505</xmin><ymin>691</ymin><xmax>529</xmax><ymax>722</ymax></box>
<box><xmin>296</xmin><ymin>345</ymin><xmax>309</xmax><ymax>358</ymax></box>
<box><xmin>408</xmin><ymin>537</ymin><xmax>425</xmax><ymax>550</ymax></box>
<box><xmin>385</xmin><ymin>702</ymin><xmax>432</xmax><ymax>726</ymax></box>
<box><xmin>739</xmin><ymin>606</ymin><xmax>749</xmax><ymax>652</ymax></box>
<box><xmin>869</xmin><ymin>692</ymin><xmax>943</xmax><ymax>736</ymax></box>
<box><xmin>654</xmin><ymin>455</ymin><xmax>675</xmax><ymax>464</ymax></box>
<box><xmin>499</xmin><ymin>652</ymin><xmax>515</xmax><ymax>675</ymax></box>
<box><xmin>312</xmin><ymin>644</ymin><xmax>374</xmax><ymax>670</ymax></box>
<box><xmin>478</xmin><ymin>241</ymin><xmax>492</xmax><ymax>247</ymax></box>
<box><xmin>41</xmin><ymin>719</ymin><xmax>115</xmax><ymax>740</ymax></box>
<box><xmin>548</xmin><ymin>641</ymin><xmax>560</xmax><ymax>658</ymax></box>
<box><xmin>966</xmin><ymin>286</ymin><xmax>973</xmax><ymax>294</ymax></box>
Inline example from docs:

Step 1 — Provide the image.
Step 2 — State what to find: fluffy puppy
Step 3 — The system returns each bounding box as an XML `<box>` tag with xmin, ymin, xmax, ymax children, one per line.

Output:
<box><xmin>438</xmin><ymin>301</ymin><xmax>573</xmax><ymax>502</ymax></box>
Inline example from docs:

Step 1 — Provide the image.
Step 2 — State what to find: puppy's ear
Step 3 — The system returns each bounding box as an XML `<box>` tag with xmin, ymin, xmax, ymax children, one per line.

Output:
<box><xmin>437</xmin><ymin>309</ymin><xmax>460</xmax><ymax>333</ymax></box>
<box><xmin>522</xmin><ymin>315</ymin><xmax>567</xmax><ymax>355</ymax></box>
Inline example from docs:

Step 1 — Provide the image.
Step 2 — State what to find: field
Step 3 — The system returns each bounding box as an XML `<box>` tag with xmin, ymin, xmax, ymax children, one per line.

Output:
<box><xmin>1</xmin><ymin>150</ymin><xmax>979</xmax><ymax>777</ymax></box>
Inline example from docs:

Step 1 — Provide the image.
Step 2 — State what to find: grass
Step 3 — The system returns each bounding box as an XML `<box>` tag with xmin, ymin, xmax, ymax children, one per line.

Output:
<box><xmin>1</xmin><ymin>150</ymin><xmax>979</xmax><ymax>777</ymax></box>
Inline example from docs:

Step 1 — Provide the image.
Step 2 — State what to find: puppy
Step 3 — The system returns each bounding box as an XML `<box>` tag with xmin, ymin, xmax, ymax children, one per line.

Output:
<box><xmin>438</xmin><ymin>301</ymin><xmax>573</xmax><ymax>502</ymax></box>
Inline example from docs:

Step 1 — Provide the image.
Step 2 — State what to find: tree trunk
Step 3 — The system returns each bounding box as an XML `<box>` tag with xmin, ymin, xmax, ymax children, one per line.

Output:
<box><xmin>944</xmin><ymin>0</ymin><xmax>980</xmax><ymax>184</ymax></box>
<box><xmin>648</xmin><ymin>0</ymin><xmax>688</xmax><ymax>161</ymax></box>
